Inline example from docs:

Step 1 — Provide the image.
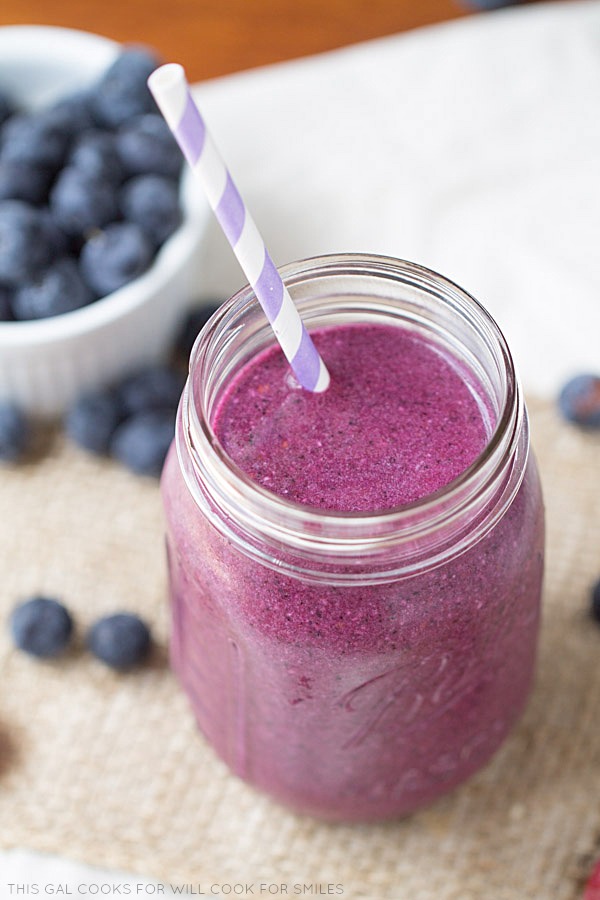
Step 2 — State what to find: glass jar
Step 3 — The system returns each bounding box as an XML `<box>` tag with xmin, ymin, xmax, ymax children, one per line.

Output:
<box><xmin>161</xmin><ymin>254</ymin><xmax>544</xmax><ymax>822</ymax></box>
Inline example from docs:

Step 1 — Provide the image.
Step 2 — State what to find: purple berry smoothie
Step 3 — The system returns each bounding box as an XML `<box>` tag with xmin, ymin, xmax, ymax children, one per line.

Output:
<box><xmin>162</xmin><ymin>304</ymin><xmax>544</xmax><ymax>822</ymax></box>
<box><xmin>213</xmin><ymin>323</ymin><xmax>490</xmax><ymax>510</ymax></box>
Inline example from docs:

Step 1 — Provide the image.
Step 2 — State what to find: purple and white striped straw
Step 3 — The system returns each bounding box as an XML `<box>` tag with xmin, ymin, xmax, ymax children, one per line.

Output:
<box><xmin>147</xmin><ymin>64</ymin><xmax>330</xmax><ymax>393</ymax></box>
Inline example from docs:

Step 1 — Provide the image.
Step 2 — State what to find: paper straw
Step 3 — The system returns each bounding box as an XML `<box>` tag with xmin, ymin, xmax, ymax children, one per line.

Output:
<box><xmin>148</xmin><ymin>64</ymin><xmax>330</xmax><ymax>394</ymax></box>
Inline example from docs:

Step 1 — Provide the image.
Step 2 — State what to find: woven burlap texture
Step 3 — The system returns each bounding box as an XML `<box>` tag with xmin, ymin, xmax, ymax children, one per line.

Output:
<box><xmin>0</xmin><ymin>398</ymin><xmax>598</xmax><ymax>900</ymax></box>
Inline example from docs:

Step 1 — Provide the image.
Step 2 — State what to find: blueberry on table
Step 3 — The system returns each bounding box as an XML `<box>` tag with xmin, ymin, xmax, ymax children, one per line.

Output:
<box><xmin>0</xmin><ymin>403</ymin><xmax>29</xmax><ymax>461</ymax></box>
<box><xmin>69</xmin><ymin>129</ymin><xmax>124</xmax><ymax>185</ymax></box>
<box><xmin>49</xmin><ymin>167</ymin><xmax>120</xmax><ymax>238</ymax></box>
<box><xmin>65</xmin><ymin>388</ymin><xmax>125</xmax><ymax>455</ymax></box>
<box><xmin>91</xmin><ymin>46</ymin><xmax>160</xmax><ymax>129</ymax></box>
<box><xmin>121</xmin><ymin>174</ymin><xmax>182</xmax><ymax>247</ymax></box>
<box><xmin>0</xmin><ymin>160</ymin><xmax>53</xmax><ymax>205</ymax></box>
<box><xmin>87</xmin><ymin>613</ymin><xmax>151</xmax><ymax>669</ymax></box>
<box><xmin>10</xmin><ymin>596</ymin><xmax>73</xmax><ymax>658</ymax></box>
<box><xmin>116</xmin><ymin>114</ymin><xmax>183</xmax><ymax>180</ymax></box>
<box><xmin>118</xmin><ymin>365</ymin><xmax>186</xmax><ymax>416</ymax></box>
<box><xmin>0</xmin><ymin>201</ymin><xmax>55</xmax><ymax>286</ymax></box>
<box><xmin>174</xmin><ymin>303</ymin><xmax>223</xmax><ymax>360</ymax></box>
<box><xmin>79</xmin><ymin>222</ymin><xmax>154</xmax><ymax>297</ymax></box>
<box><xmin>0</xmin><ymin>110</ymin><xmax>71</xmax><ymax>172</ymax></box>
<box><xmin>460</xmin><ymin>0</ymin><xmax>520</xmax><ymax>7</ymax></box>
<box><xmin>111</xmin><ymin>408</ymin><xmax>176</xmax><ymax>477</ymax></box>
<box><xmin>558</xmin><ymin>374</ymin><xmax>600</xmax><ymax>428</ymax></box>
<box><xmin>591</xmin><ymin>579</ymin><xmax>600</xmax><ymax>625</ymax></box>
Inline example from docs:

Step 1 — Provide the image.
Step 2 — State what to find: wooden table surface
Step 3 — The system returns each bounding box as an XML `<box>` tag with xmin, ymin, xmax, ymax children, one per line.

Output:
<box><xmin>0</xmin><ymin>0</ymin><xmax>555</xmax><ymax>83</ymax></box>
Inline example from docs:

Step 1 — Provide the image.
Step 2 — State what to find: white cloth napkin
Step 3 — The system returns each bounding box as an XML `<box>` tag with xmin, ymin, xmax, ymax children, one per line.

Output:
<box><xmin>2</xmin><ymin>0</ymin><xmax>599</xmax><ymax>890</ymax></box>
<box><xmin>193</xmin><ymin>0</ymin><xmax>600</xmax><ymax>399</ymax></box>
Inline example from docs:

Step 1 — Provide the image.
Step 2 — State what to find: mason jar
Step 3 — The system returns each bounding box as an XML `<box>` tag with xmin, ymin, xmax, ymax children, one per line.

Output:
<box><xmin>161</xmin><ymin>254</ymin><xmax>544</xmax><ymax>822</ymax></box>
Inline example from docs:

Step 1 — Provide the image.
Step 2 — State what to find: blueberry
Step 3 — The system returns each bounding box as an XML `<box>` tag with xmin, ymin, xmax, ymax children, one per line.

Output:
<box><xmin>10</xmin><ymin>596</ymin><xmax>73</xmax><ymax>658</ymax></box>
<box><xmin>116</xmin><ymin>114</ymin><xmax>183</xmax><ymax>180</ymax></box>
<box><xmin>460</xmin><ymin>0</ymin><xmax>519</xmax><ymax>6</ymax></box>
<box><xmin>0</xmin><ymin>91</ymin><xmax>16</xmax><ymax>127</ymax></box>
<box><xmin>0</xmin><ymin>160</ymin><xmax>53</xmax><ymax>205</ymax></box>
<box><xmin>111</xmin><ymin>408</ymin><xmax>176</xmax><ymax>477</ymax></box>
<box><xmin>49</xmin><ymin>90</ymin><xmax>97</xmax><ymax>136</ymax></box>
<box><xmin>118</xmin><ymin>365</ymin><xmax>185</xmax><ymax>416</ymax></box>
<box><xmin>558</xmin><ymin>374</ymin><xmax>600</xmax><ymax>428</ymax></box>
<box><xmin>0</xmin><ymin>201</ymin><xmax>54</xmax><ymax>286</ymax></box>
<box><xmin>0</xmin><ymin>283</ymin><xmax>13</xmax><ymax>321</ymax></box>
<box><xmin>87</xmin><ymin>612</ymin><xmax>151</xmax><ymax>669</ymax></box>
<box><xmin>12</xmin><ymin>258</ymin><xmax>93</xmax><ymax>320</ymax></box>
<box><xmin>65</xmin><ymin>388</ymin><xmax>125</xmax><ymax>455</ymax></box>
<box><xmin>92</xmin><ymin>47</ymin><xmax>160</xmax><ymax>129</ymax></box>
<box><xmin>69</xmin><ymin>129</ymin><xmax>124</xmax><ymax>185</ymax></box>
<box><xmin>1</xmin><ymin>111</ymin><xmax>71</xmax><ymax>171</ymax></box>
<box><xmin>38</xmin><ymin>208</ymin><xmax>71</xmax><ymax>257</ymax></box>
<box><xmin>592</xmin><ymin>579</ymin><xmax>600</xmax><ymax>624</ymax></box>
<box><xmin>0</xmin><ymin>402</ymin><xmax>29</xmax><ymax>461</ymax></box>
<box><xmin>49</xmin><ymin>167</ymin><xmax>119</xmax><ymax>238</ymax></box>
<box><xmin>79</xmin><ymin>222</ymin><xmax>154</xmax><ymax>296</ymax></box>
<box><xmin>174</xmin><ymin>303</ymin><xmax>222</xmax><ymax>360</ymax></box>
<box><xmin>120</xmin><ymin>174</ymin><xmax>182</xmax><ymax>246</ymax></box>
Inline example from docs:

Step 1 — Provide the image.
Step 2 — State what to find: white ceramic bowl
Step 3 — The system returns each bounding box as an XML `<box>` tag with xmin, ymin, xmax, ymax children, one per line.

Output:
<box><xmin>0</xmin><ymin>26</ymin><xmax>210</xmax><ymax>417</ymax></box>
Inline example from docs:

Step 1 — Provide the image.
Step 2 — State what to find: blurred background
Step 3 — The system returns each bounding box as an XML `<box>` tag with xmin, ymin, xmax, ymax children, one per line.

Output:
<box><xmin>0</xmin><ymin>0</ymin><xmax>567</xmax><ymax>81</ymax></box>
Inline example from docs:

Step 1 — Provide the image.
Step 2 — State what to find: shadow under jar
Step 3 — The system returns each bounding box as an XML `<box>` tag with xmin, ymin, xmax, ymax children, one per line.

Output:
<box><xmin>161</xmin><ymin>254</ymin><xmax>545</xmax><ymax>822</ymax></box>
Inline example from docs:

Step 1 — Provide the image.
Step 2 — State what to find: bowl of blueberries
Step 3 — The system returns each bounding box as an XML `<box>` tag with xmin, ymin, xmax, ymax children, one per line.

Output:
<box><xmin>0</xmin><ymin>25</ymin><xmax>210</xmax><ymax>417</ymax></box>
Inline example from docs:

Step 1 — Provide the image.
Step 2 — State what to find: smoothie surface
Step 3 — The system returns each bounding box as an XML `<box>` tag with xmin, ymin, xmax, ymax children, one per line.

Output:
<box><xmin>211</xmin><ymin>323</ymin><xmax>491</xmax><ymax>511</ymax></box>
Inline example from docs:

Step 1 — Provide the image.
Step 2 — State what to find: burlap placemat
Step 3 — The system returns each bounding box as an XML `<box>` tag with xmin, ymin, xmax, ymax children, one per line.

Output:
<box><xmin>0</xmin><ymin>397</ymin><xmax>598</xmax><ymax>900</ymax></box>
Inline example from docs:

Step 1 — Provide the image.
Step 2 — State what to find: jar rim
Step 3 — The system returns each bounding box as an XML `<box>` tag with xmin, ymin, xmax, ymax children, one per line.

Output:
<box><xmin>178</xmin><ymin>253</ymin><xmax>527</xmax><ymax>579</ymax></box>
